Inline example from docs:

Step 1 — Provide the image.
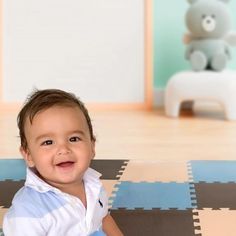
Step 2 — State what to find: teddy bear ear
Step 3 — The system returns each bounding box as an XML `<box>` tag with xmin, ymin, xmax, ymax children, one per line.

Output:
<box><xmin>187</xmin><ymin>0</ymin><xmax>198</xmax><ymax>4</ymax></box>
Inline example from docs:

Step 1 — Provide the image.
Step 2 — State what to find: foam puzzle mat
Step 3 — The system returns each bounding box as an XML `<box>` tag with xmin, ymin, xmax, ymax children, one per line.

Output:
<box><xmin>1</xmin><ymin>159</ymin><xmax>236</xmax><ymax>235</ymax></box>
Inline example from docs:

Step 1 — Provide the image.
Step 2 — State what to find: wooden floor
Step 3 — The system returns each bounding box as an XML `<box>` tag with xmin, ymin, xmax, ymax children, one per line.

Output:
<box><xmin>1</xmin><ymin>105</ymin><xmax>236</xmax><ymax>235</ymax></box>
<box><xmin>1</xmin><ymin>104</ymin><xmax>236</xmax><ymax>161</ymax></box>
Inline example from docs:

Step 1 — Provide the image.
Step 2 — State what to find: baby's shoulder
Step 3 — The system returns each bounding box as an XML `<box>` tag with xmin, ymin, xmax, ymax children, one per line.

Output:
<box><xmin>6</xmin><ymin>187</ymin><xmax>66</xmax><ymax>219</ymax></box>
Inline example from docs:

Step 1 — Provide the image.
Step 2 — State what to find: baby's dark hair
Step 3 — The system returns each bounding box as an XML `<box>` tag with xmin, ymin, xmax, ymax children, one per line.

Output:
<box><xmin>17</xmin><ymin>89</ymin><xmax>96</xmax><ymax>150</ymax></box>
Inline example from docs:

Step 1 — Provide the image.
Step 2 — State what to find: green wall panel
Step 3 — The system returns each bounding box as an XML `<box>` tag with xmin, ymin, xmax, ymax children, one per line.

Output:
<box><xmin>153</xmin><ymin>0</ymin><xmax>236</xmax><ymax>89</ymax></box>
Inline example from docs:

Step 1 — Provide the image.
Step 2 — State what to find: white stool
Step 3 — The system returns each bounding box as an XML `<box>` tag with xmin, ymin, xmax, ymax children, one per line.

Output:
<box><xmin>165</xmin><ymin>70</ymin><xmax>236</xmax><ymax>120</ymax></box>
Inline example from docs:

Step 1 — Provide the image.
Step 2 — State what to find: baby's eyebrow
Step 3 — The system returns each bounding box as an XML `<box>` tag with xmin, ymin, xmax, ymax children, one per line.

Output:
<box><xmin>35</xmin><ymin>133</ymin><xmax>54</xmax><ymax>142</ymax></box>
<box><xmin>69</xmin><ymin>130</ymin><xmax>85</xmax><ymax>136</ymax></box>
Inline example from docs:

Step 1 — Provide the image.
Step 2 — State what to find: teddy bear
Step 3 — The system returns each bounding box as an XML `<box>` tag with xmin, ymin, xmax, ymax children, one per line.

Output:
<box><xmin>185</xmin><ymin>0</ymin><xmax>233</xmax><ymax>71</ymax></box>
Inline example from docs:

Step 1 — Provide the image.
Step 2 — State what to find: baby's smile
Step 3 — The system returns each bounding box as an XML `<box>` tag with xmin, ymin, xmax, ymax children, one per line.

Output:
<box><xmin>55</xmin><ymin>161</ymin><xmax>75</xmax><ymax>169</ymax></box>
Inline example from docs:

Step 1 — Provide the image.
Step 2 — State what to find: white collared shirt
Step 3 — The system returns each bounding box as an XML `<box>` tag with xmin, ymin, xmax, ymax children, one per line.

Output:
<box><xmin>3</xmin><ymin>167</ymin><xmax>108</xmax><ymax>236</ymax></box>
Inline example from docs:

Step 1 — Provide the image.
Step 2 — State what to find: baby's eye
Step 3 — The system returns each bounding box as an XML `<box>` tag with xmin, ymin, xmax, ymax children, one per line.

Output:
<box><xmin>41</xmin><ymin>140</ymin><xmax>53</xmax><ymax>146</ymax></box>
<box><xmin>69</xmin><ymin>137</ymin><xmax>81</xmax><ymax>142</ymax></box>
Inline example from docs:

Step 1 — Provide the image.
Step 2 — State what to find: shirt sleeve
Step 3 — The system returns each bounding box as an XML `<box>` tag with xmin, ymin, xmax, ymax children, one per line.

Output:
<box><xmin>3</xmin><ymin>214</ymin><xmax>47</xmax><ymax>236</ymax></box>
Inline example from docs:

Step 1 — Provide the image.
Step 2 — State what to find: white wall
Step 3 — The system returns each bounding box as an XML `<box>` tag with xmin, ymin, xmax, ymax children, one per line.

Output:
<box><xmin>3</xmin><ymin>0</ymin><xmax>145</xmax><ymax>104</ymax></box>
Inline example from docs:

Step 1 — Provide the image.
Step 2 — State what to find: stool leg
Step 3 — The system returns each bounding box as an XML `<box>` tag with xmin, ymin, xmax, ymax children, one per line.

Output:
<box><xmin>224</xmin><ymin>104</ymin><xmax>236</xmax><ymax>121</ymax></box>
<box><xmin>165</xmin><ymin>99</ymin><xmax>181</xmax><ymax>118</ymax></box>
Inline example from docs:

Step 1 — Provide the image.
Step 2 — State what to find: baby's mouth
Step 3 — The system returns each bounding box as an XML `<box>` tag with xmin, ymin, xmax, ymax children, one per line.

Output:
<box><xmin>56</xmin><ymin>161</ymin><xmax>75</xmax><ymax>168</ymax></box>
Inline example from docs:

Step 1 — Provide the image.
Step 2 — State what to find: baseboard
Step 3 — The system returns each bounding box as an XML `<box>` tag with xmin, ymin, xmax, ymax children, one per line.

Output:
<box><xmin>153</xmin><ymin>88</ymin><xmax>165</xmax><ymax>108</ymax></box>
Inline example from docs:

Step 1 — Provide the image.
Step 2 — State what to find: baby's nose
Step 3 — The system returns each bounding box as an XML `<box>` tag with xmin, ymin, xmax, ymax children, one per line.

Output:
<box><xmin>57</xmin><ymin>144</ymin><xmax>71</xmax><ymax>155</ymax></box>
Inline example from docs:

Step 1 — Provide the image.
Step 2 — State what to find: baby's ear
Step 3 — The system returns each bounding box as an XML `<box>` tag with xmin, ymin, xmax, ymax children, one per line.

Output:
<box><xmin>20</xmin><ymin>146</ymin><xmax>35</xmax><ymax>167</ymax></box>
<box><xmin>91</xmin><ymin>141</ymin><xmax>96</xmax><ymax>160</ymax></box>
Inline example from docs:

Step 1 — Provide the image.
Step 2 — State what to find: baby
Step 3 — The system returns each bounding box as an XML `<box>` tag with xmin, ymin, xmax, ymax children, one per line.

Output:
<box><xmin>3</xmin><ymin>89</ymin><xmax>123</xmax><ymax>236</ymax></box>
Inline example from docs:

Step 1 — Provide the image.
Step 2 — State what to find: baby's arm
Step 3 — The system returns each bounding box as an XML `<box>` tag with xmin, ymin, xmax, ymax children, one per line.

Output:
<box><xmin>3</xmin><ymin>216</ymin><xmax>46</xmax><ymax>236</ymax></box>
<box><xmin>102</xmin><ymin>214</ymin><xmax>123</xmax><ymax>236</ymax></box>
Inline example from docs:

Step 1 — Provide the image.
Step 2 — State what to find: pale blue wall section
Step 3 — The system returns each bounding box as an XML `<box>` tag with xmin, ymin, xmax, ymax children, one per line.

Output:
<box><xmin>153</xmin><ymin>0</ymin><xmax>236</xmax><ymax>89</ymax></box>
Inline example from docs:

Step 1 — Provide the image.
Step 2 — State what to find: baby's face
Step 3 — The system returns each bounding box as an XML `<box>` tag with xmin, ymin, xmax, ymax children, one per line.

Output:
<box><xmin>21</xmin><ymin>105</ymin><xmax>95</xmax><ymax>188</ymax></box>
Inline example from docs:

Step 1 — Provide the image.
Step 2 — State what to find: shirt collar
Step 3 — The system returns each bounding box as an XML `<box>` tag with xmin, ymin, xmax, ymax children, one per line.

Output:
<box><xmin>25</xmin><ymin>167</ymin><xmax>102</xmax><ymax>194</ymax></box>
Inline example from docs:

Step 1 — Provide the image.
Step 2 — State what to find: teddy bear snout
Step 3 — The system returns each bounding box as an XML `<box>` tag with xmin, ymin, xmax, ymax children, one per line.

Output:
<box><xmin>202</xmin><ymin>15</ymin><xmax>216</xmax><ymax>32</ymax></box>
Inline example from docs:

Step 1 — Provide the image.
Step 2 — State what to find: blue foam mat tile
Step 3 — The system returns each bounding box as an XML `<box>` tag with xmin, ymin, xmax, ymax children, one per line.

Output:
<box><xmin>190</xmin><ymin>160</ymin><xmax>236</xmax><ymax>183</ymax></box>
<box><xmin>0</xmin><ymin>159</ymin><xmax>26</xmax><ymax>181</ymax></box>
<box><xmin>111</xmin><ymin>181</ymin><xmax>193</xmax><ymax>210</ymax></box>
